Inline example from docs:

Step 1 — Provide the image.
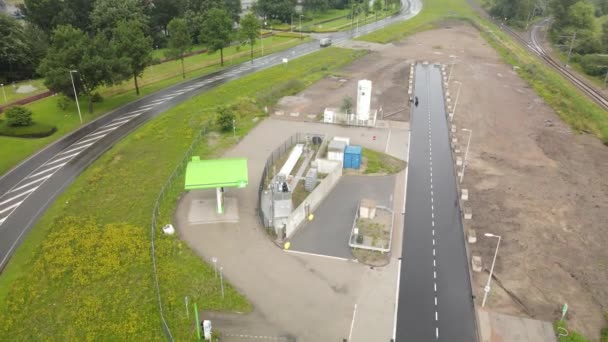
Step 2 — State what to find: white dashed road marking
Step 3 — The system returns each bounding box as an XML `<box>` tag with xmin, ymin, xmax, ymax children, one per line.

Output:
<box><xmin>10</xmin><ymin>174</ymin><xmax>52</xmax><ymax>193</ymax></box>
<box><xmin>0</xmin><ymin>188</ymin><xmax>37</xmax><ymax>206</ymax></box>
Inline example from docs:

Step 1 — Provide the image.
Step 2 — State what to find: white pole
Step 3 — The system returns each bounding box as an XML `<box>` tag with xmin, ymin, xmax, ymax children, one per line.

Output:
<box><xmin>451</xmin><ymin>81</ymin><xmax>462</xmax><ymax>121</ymax></box>
<box><xmin>481</xmin><ymin>234</ymin><xmax>501</xmax><ymax>307</ymax></box>
<box><xmin>212</xmin><ymin>257</ymin><xmax>218</xmax><ymax>279</ymax></box>
<box><xmin>0</xmin><ymin>84</ymin><xmax>6</xmax><ymax>103</ymax></box>
<box><xmin>460</xmin><ymin>128</ymin><xmax>472</xmax><ymax>184</ymax></box>
<box><xmin>233</xmin><ymin>119</ymin><xmax>236</xmax><ymax>138</ymax></box>
<box><xmin>69</xmin><ymin>70</ymin><xmax>83</xmax><ymax>124</ymax></box>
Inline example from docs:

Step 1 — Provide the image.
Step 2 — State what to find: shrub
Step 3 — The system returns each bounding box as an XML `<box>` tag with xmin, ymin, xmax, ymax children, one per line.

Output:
<box><xmin>579</xmin><ymin>54</ymin><xmax>608</xmax><ymax>77</ymax></box>
<box><xmin>57</xmin><ymin>95</ymin><xmax>71</xmax><ymax>110</ymax></box>
<box><xmin>5</xmin><ymin>106</ymin><xmax>33</xmax><ymax>127</ymax></box>
<box><xmin>216</xmin><ymin>106</ymin><xmax>236</xmax><ymax>132</ymax></box>
<box><xmin>341</xmin><ymin>96</ymin><xmax>353</xmax><ymax>114</ymax></box>
<box><xmin>91</xmin><ymin>92</ymin><xmax>103</xmax><ymax>103</ymax></box>
<box><xmin>0</xmin><ymin>121</ymin><xmax>57</xmax><ymax>138</ymax></box>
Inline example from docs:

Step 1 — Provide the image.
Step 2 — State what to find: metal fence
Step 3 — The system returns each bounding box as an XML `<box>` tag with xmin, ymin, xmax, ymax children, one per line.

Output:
<box><xmin>150</xmin><ymin>125</ymin><xmax>208</xmax><ymax>341</ymax></box>
<box><xmin>257</xmin><ymin>132</ymin><xmax>325</xmax><ymax>228</ymax></box>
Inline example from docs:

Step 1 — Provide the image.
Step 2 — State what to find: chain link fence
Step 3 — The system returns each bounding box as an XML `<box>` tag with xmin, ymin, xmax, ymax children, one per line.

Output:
<box><xmin>150</xmin><ymin>125</ymin><xmax>209</xmax><ymax>341</ymax></box>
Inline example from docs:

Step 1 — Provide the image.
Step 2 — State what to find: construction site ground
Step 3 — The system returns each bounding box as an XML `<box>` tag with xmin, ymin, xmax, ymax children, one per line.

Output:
<box><xmin>273</xmin><ymin>22</ymin><xmax>608</xmax><ymax>340</ymax></box>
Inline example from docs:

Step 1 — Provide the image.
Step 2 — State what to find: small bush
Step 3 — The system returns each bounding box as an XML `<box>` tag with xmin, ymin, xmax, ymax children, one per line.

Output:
<box><xmin>579</xmin><ymin>54</ymin><xmax>608</xmax><ymax>77</ymax></box>
<box><xmin>0</xmin><ymin>121</ymin><xmax>57</xmax><ymax>138</ymax></box>
<box><xmin>57</xmin><ymin>95</ymin><xmax>71</xmax><ymax>110</ymax></box>
<box><xmin>5</xmin><ymin>106</ymin><xmax>33</xmax><ymax>127</ymax></box>
<box><xmin>341</xmin><ymin>96</ymin><xmax>353</xmax><ymax>114</ymax></box>
<box><xmin>216</xmin><ymin>106</ymin><xmax>236</xmax><ymax>132</ymax></box>
<box><xmin>91</xmin><ymin>92</ymin><xmax>103</xmax><ymax>103</ymax></box>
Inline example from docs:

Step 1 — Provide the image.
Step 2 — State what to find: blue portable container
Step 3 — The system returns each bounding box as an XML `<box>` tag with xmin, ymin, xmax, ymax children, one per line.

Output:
<box><xmin>344</xmin><ymin>145</ymin><xmax>362</xmax><ymax>169</ymax></box>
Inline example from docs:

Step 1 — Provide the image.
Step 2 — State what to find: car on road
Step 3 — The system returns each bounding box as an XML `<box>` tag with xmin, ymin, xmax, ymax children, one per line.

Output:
<box><xmin>320</xmin><ymin>38</ymin><xmax>332</xmax><ymax>47</ymax></box>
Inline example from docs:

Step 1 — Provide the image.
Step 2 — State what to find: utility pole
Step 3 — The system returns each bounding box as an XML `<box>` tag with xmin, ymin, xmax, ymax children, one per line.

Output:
<box><xmin>566</xmin><ymin>31</ymin><xmax>576</xmax><ymax>67</ymax></box>
<box><xmin>69</xmin><ymin>70</ymin><xmax>83</xmax><ymax>124</ymax></box>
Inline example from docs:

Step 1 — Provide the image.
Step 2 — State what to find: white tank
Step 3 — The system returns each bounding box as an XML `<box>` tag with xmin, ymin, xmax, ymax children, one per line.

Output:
<box><xmin>357</xmin><ymin>79</ymin><xmax>372</xmax><ymax>121</ymax></box>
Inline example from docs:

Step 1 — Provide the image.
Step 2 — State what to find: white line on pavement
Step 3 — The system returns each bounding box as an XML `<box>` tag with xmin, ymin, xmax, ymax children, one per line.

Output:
<box><xmin>435</xmin><ymin>297</ymin><xmax>438</xmax><ymax>305</ymax></box>
<box><xmin>28</xmin><ymin>162</ymin><xmax>66</xmax><ymax>179</ymax></box>
<box><xmin>58</xmin><ymin>142</ymin><xmax>94</xmax><ymax>156</ymax></box>
<box><xmin>11</xmin><ymin>174</ymin><xmax>52</xmax><ymax>193</ymax></box>
<box><xmin>434</xmin><ymin>283</ymin><xmax>437</xmax><ymax>292</ymax></box>
<box><xmin>385</xmin><ymin>129</ymin><xmax>392</xmax><ymax>153</ymax></box>
<box><xmin>113</xmin><ymin>113</ymin><xmax>140</xmax><ymax>122</ymax></box>
<box><xmin>434</xmin><ymin>271</ymin><xmax>436</xmax><ymax>279</ymax></box>
<box><xmin>433</xmin><ymin>249</ymin><xmax>435</xmax><ymax>256</ymax></box>
<box><xmin>348</xmin><ymin>304</ymin><xmax>358</xmax><ymax>341</ymax></box>
<box><xmin>436</xmin><ymin>327</ymin><xmax>439</xmax><ymax>339</ymax></box>
<box><xmin>432</xmin><ymin>239</ymin><xmax>435</xmax><ymax>246</ymax></box>
<box><xmin>435</xmin><ymin>311</ymin><xmax>438</xmax><ymax>321</ymax></box>
<box><xmin>44</xmin><ymin>151</ymin><xmax>80</xmax><ymax>167</ymax></box>
<box><xmin>0</xmin><ymin>201</ymin><xmax>22</xmax><ymax>215</ymax></box>
<box><xmin>148</xmin><ymin>99</ymin><xmax>166</xmax><ymax>105</ymax></box>
<box><xmin>433</xmin><ymin>259</ymin><xmax>436</xmax><ymax>267</ymax></box>
<box><xmin>0</xmin><ymin>187</ymin><xmax>37</xmax><ymax>206</ymax></box>
<box><xmin>392</xmin><ymin>258</ymin><xmax>402</xmax><ymax>340</ymax></box>
<box><xmin>283</xmin><ymin>249</ymin><xmax>351</xmax><ymax>262</ymax></box>
<box><xmin>0</xmin><ymin>216</ymin><xmax>5</xmax><ymax>226</ymax></box>
<box><xmin>72</xmin><ymin>135</ymin><xmax>103</xmax><ymax>147</ymax></box>
<box><xmin>88</xmin><ymin>126</ymin><xmax>118</xmax><ymax>138</ymax></box>
<box><xmin>138</xmin><ymin>104</ymin><xmax>156</xmax><ymax>110</ymax></box>
<box><xmin>102</xmin><ymin>119</ymin><xmax>130</xmax><ymax>129</ymax></box>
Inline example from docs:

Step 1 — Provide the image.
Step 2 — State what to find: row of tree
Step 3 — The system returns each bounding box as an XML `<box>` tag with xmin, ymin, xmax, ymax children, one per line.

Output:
<box><xmin>490</xmin><ymin>0</ymin><xmax>608</xmax><ymax>55</ymax></box>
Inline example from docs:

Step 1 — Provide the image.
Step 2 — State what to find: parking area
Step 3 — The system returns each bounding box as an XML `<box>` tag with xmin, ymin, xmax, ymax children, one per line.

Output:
<box><xmin>289</xmin><ymin>175</ymin><xmax>396</xmax><ymax>259</ymax></box>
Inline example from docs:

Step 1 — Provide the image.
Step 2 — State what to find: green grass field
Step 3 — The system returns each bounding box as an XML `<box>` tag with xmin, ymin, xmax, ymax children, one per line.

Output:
<box><xmin>0</xmin><ymin>79</ymin><xmax>48</xmax><ymax>104</ymax></box>
<box><xmin>0</xmin><ymin>36</ymin><xmax>306</xmax><ymax>175</ymax></box>
<box><xmin>0</xmin><ymin>47</ymin><xmax>367</xmax><ymax>340</ymax></box>
<box><xmin>362</xmin><ymin>148</ymin><xmax>406</xmax><ymax>174</ymax></box>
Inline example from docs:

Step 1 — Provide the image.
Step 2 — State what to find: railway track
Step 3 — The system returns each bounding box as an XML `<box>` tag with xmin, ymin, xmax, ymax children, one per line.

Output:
<box><xmin>467</xmin><ymin>0</ymin><xmax>608</xmax><ymax>111</ymax></box>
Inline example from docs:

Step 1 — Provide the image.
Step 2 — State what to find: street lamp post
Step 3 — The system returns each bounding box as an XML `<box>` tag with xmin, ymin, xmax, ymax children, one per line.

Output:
<box><xmin>460</xmin><ymin>128</ymin><xmax>472</xmax><ymax>183</ymax></box>
<box><xmin>481</xmin><ymin>233</ymin><xmax>501</xmax><ymax>308</ymax></box>
<box><xmin>451</xmin><ymin>80</ymin><xmax>462</xmax><ymax>122</ymax></box>
<box><xmin>69</xmin><ymin>70</ymin><xmax>83</xmax><ymax>124</ymax></box>
<box><xmin>0</xmin><ymin>83</ymin><xmax>6</xmax><ymax>103</ymax></box>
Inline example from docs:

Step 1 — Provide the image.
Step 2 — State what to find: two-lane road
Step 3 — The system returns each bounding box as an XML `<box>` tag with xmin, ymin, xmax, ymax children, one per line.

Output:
<box><xmin>0</xmin><ymin>1</ymin><xmax>421</xmax><ymax>270</ymax></box>
<box><xmin>396</xmin><ymin>63</ymin><xmax>476</xmax><ymax>341</ymax></box>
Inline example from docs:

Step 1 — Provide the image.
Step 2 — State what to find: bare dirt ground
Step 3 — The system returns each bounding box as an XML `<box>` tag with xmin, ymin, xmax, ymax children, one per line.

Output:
<box><xmin>273</xmin><ymin>43</ymin><xmax>412</xmax><ymax>122</ymax></box>
<box><xmin>273</xmin><ymin>22</ymin><xmax>608</xmax><ymax>340</ymax></box>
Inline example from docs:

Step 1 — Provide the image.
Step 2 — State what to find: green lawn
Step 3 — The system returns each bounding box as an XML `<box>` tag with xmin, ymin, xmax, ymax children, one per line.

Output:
<box><xmin>358</xmin><ymin>0</ymin><xmax>476</xmax><ymax>43</ymax></box>
<box><xmin>362</xmin><ymin>148</ymin><xmax>406</xmax><ymax>174</ymax></box>
<box><xmin>0</xmin><ymin>79</ymin><xmax>48</xmax><ymax>104</ymax></box>
<box><xmin>0</xmin><ymin>47</ymin><xmax>367</xmax><ymax>340</ymax></box>
<box><xmin>0</xmin><ymin>36</ymin><xmax>306</xmax><ymax>175</ymax></box>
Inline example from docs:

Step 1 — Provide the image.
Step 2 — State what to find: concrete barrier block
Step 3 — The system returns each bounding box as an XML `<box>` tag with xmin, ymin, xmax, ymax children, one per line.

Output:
<box><xmin>452</xmin><ymin>137</ymin><xmax>458</xmax><ymax>144</ymax></box>
<box><xmin>472</xmin><ymin>255</ymin><xmax>482</xmax><ymax>272</ymax></box>
<box><xmin>455</xmin><ymin>148</ymin><xmax>461</xmax><ymax>154</ymax></box>
<box><xmin>468</xmin><ymin>229</ymin><xmax>477</xmax><ymax>244</ymax></box>
<box><xmin>464</xmin><ymin>207</ymin><xmax>472</xmax><ymax>219</ymax></box>
<box><xmin>461</xmin><ymin>189</ymin><xmax>468</xmax><ymax>201</ymax></box>
<box><xmin>456</xmin><ymin>157</ymin><xmax>463</xmax><ymax>166</ymax></box>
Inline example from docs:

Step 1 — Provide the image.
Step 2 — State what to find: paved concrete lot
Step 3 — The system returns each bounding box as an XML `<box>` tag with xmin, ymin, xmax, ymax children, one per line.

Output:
<box><xmin>478</xmin><ymin>309</ymin><xmax>557</xmax><ymax>342</ymax></box>
<box><xmin>289</xmin><ymin>175</ymin><xmax>396</xmax><ymax>259</ymax></box>
<box><xmin>175</xmin><ymin>118</ymin><xmax>406</xmax><ymax>341</ymax></box>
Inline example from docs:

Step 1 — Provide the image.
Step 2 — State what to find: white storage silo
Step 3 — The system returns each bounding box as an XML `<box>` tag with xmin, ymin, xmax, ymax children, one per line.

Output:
<box><xmin>356</xmin><ymin>80</ymin><xmax>372</xmax><ymax>121</ymax></box>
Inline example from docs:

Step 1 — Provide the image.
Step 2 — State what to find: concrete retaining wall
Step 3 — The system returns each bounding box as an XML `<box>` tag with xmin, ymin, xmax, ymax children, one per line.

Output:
<box><xmin>284</xmin><ymin>161</ymin><xmax>343</xmax><ymax>239</ymax></box>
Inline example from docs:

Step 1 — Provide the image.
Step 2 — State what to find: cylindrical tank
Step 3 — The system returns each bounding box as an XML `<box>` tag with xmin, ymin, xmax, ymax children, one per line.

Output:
<box><xmin>357</xmin><ymin>80</ymin><xmax>372</xmax><ymax>121</ymax></box>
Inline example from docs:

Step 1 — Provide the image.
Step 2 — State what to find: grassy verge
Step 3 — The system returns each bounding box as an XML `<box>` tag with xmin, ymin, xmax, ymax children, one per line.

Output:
<box><xmin>358</xmin><ymin>0</ymin><xmax>608</xmax><ymax>143</ymax></box>
<box><xmin>0</xmin><ymin>47</ymin><xmax>367</xmax><ymax>340</ymax></box>
<box><xmin>358</xmin><ymin>0</ymin><xmax>476</xmax><ymax>43</ymax></box>
<box><xmin>0</xmin><ymin>36</ymin><xmax>307</xmax><ymax>175</ymax></box>
<box><xmin>362</xmin><ymin>148</ymin><xmax>406</xmax><ymax>174</ymax></box>
<box><xmin>554</xmin><ymin>321</ymin><xmax>591</xmax><ymax>342</ymax></box>
<box><xmin>0</xmin><ymin>79</ymin><xmax>48</xmax><ymax>104</ymax></box>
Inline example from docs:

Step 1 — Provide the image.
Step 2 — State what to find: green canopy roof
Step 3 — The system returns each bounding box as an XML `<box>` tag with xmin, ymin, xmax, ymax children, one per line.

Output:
<box><xmin>185</xmin><ymin>157</ymin><xmax>248</xmax><ymax>190</ymax></box>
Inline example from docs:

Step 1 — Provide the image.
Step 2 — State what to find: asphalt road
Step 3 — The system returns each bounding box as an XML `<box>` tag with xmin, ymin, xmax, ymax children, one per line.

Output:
<box><xmin>0</xmin><ymin>1</ymin><xmax>420</xmax><ymax>270</ymax></box>
<box><xmin>395</xmin><ymin>64</ymin><xmax>476</xmax><ymax>341</ymax></box>
<box><xmin>289</xmin><ymin>175</ymin><xmax>395</xmax><ymax>259</ymax></box>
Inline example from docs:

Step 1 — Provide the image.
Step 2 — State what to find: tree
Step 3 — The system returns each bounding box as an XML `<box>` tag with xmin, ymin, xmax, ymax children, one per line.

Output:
<box><xmin>373</xmin><ymin>0</ymin><xmax>383</xmax><ymax>20</ymax></box>
<box><xmin>113</xmin><ymin>20</ymin><xmax>153</xmax><ymax>95</ymax></box>
<box><xmin>341</xmin><ymin>96</ymin><xmax>353</xmax><ymax>114</ymax></box>
<box><xmin>90</xmin><ymin>0</ymin><xmax>148</xmax><ymax>38</ymax></box>
<box><xmin>38</xmin><ymin>25</ymin><xmax>130</xmax><ymax>113</ymax></box>
<box><xmin>20</xmin><ymin>0</ymin><xmax>95</xmax><ymax>34</ymax></box>
<box><xmin>0</xmin><ymin>14</ymin><xmax>31</xmax><ymax>82</ymax></box>
<box><xmin>603</xmin><ymin>21</ymin><xmax>608</xmax><ymax>52</ymax></box>
<box><xmin>166</xmin><ymin>18</ymin><xmax>192</xmax><ymax>78</ymax></box>
<box><xmin>256</xmin><ymin>0</ymin><xmax>297</xmax><ymax>22</ymax></box>
<box><xmin>216</xmin><ymin>106</ymin><xmax>235</xmax><ymax>132</ymax></box>
<box><xmin>5</xmin><ymin>106</ymin><xmax>33</xmax><ymax>127</ymax></box>
<box><xmin>225</xmin><ymin>0</ymin><xmax>243</xmax><ymax>22</ymax></box>
<box><xmin>239</xmin><ymin>13</ymin><xmax>261</xmax><ymax>63</ymax></box>
<box><xmin>566</xmin><ymin>1</ymin><xmax>595</xmax><ymax>31</ymax></box>
<box><xmin>199</xmin><ymin>8</ymin><xmax>233</xmax><ymax>66</ymax></box>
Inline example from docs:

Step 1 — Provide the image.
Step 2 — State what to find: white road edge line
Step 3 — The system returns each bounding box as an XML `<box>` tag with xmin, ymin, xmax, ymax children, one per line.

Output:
<box><xmin>283</xmin><ymin>249</ymin><xmax>351</xmax><ymax>262</ymax></box>
<box><xmin>402</xmin><ymin>131</ymin><xmax>412</xmax><ymax>214</ymax></box>
<box><xmin>348</xmin><ymin>304</ymin><xmax>358</xmax><ymax>341</ymax></box>
<box><xmin>0</xmin><ymin>187</ymin><xmax>37</xmax><ymax>206</ymax></box>
<box><xmin>385</xmin><ymin>129</ymin><xmax>392</xmax><ymax>153</ymax></box>
<box><xmin>392</xmin><ymin>258</ymin><xmax>402</xmax><ymax>340</ymax></box>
